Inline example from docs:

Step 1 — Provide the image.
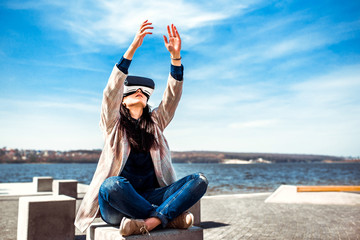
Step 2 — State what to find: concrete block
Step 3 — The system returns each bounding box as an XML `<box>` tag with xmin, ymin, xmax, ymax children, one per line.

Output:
<box><xmin>17</xmin><ymin>195</ymin><xmax>76</xmax><ymax>240</ymax></box>
<box><xmin>86</xmin><ymin>201</ymin><xmax>202</xmax><ymax>240</ymax></box>
<box><xmin>265</xmin><ymin>185</ymin><xmax>360</xmax><ymax>205</ymax></box>
<box><xmin>33</xmin><ymin>176</ymin><xmax>53</xmax><ymax>192</ymax></box>
<box><xmin>87</xmin><ymin>223</ymin><xmax>203</xmax><ymax>240</ymax></box>
<box><xmin>53</xmin><ymin>180</ymin><xmax>78</xmax><ymax>198</ymax></box>
<box><xmin>187</xmin><ymin>200</ymin><xmax>201</xmax><ymax>226</ymax></box>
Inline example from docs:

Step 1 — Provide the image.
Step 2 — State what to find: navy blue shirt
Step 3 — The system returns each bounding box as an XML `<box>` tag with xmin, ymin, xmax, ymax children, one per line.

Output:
<box><xmin>120</xmin><ymin>150</ymin><xmax>159</xmax><ymax>193</ymax></box>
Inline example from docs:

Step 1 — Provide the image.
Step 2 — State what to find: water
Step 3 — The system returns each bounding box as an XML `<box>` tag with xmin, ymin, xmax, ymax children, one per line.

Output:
<box><xmin>0</xmin><ymin>163</ymin><xmax>359</xmax><ymax>195</ymax></box>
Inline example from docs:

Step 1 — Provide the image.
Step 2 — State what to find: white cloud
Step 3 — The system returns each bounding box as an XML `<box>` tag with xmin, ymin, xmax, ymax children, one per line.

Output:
<box><xmin>290</xmin><ymin>64</ymin><xmax>360</xmax><ymax>107</ymax></box>
<box><xmin>6</xmin><ymin>0</ymin><xmax>252</xmax><ymax>48</ymax></box>
<box><xmin>229</xmin><ymin>119</ymin><xmax>278</xmax><ymax>129</ymax></box>
<box><xmin>212</xmin><ymin>13</ymin><xmax>360</xmax><ymax>67</ymax></box>
<box><xmin>27</xmin><ymin>59</ymin><xmax>107</xmax><ymax>73</ymax></box>
<box><xmin>0</xmin><ymin>97</ymin><xmax>100</xmax><ymax>113</ymax></box>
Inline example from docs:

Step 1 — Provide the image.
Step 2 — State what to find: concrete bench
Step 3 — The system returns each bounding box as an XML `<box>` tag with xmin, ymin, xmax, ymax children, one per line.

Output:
<box><xmin>17</xmin><ymin>195</ymin><xmax>76</xmax><ymax>240</ymax></box>
<box><xmin>87</xmin><ymin>201</ymin><xmax>202</xmax><ymax>240</ymax></box>
<box><xmin>297</xmin><ymin>185</ymin><xmax>360</xmax><ymax>192</ymax></box>
<box><xmin>33</xmin><ymin>176</ymin><xmax>53</xmax><ymax>192</ymax></box>
<box><xmin>53</xmin><ymin>179</ymin><xmax>78</xmax><ymax>198</ymax></box>
<box><xmin>87</xmin><ymin>224</ymin><xmax>203</xmax><ymax>240</ymax></box>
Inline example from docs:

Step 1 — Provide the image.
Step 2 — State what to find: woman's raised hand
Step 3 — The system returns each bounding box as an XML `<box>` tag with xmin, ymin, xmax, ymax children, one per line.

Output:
<box><xmin>131</xmin><ymin>20</ymin><xmax>153</xmax><ymax>49</ymax></box>
<box><xmin>124</xmin><ymin>20</ymin><xmax>153</xmax><ymax>60</ymax></box>
<box><xmin>163</xmin><ymin>24</ymin><xmax>182</xmax><ymax>60</ymax></box>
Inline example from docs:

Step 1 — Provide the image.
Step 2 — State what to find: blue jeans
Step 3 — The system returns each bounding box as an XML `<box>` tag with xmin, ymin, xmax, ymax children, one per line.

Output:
<box><xmin>98</xmin><ymin>172</ymin><xmax>208</xmax><ymax>227</ymax></box>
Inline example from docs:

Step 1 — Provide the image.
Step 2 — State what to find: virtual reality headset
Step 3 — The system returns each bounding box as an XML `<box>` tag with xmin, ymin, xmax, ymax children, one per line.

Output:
<box><xmin>123</xmin><ymin>76</ymin><xmax>155</xmax><ymax>99</ymax></box>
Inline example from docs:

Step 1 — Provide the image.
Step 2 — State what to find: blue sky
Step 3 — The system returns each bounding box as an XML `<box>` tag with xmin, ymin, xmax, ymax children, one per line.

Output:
<box><xmin>1</xmin><ymin>0</ymin><xmax>359</xmax><ymax>157</ymax></box>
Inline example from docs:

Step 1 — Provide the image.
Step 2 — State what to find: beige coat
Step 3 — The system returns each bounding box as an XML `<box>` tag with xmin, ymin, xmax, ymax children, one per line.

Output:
<box><xmin>74</xmin><ymin>65</ymin><xmax>183</xmax><ymax>232</ymax></box>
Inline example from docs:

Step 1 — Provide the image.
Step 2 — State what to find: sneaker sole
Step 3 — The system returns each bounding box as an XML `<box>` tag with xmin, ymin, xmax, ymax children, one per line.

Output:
<box><xmin>188</xmin><ymin>212</ymin><xmax>194</xmax><ymax>228</ymax></box>
<box><xmin>119</xmin><ymin>217</ymin><xmax>128</xmax><ymax>236</ymax></box>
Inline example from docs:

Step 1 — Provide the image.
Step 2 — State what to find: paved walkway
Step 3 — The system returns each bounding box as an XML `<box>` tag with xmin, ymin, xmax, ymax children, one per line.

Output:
<box><xmin>201</xmin><ymin>193</ymin><xmax>360</xmax><ymax>239</ymax></box>
<box><xmin>1</xmin><ymin>184</ymin><xmax>359</xmax><ymax>239</ymax></box>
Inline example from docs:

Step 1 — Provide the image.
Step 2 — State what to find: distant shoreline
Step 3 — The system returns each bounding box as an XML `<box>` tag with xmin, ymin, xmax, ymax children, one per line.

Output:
<box><xmin>1</xmin><ymin>148</ymin><xmax>359</xmax><ymax>164</ymax></box>
<box><xmin>1</xmin><ymin>159</ymin><xmax>359</xmax><ymax>164</ymax></box>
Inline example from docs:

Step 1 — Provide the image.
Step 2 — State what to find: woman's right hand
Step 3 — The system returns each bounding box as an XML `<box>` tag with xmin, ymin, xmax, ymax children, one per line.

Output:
<box><xmin>131</xmin><ymin>20</ymin><xmax>153</xmax><ymax>49</ymax></box>
<box><xmin>124</xmin><ymin>20</ymin><xmax>153</xmax><ymax>60</ymax></box>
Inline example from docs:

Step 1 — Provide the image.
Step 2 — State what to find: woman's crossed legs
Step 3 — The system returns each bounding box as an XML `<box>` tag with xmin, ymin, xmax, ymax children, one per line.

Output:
<box><xmin>98</xmin><ymin>172</ymin><xmax>208</xmax><ymax>230</ymax></box>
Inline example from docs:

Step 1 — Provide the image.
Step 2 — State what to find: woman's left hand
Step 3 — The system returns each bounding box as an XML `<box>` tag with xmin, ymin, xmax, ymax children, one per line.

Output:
<box><xmin>163</xmin><ymin>24</ymin><xmax>182</xmax><ymax>59</ymax></box>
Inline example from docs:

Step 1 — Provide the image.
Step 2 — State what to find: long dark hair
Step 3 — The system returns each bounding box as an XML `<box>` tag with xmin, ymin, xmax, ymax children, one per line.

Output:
<box><xmin>119</xmin><ymin>104</ymin><xmax>159</xmax><ymax>152</ymax></box>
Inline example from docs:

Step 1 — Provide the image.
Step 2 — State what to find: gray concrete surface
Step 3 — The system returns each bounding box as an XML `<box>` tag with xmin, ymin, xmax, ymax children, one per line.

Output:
<box><xmin>0</xmin><ymin>182</ymin><xmax>89</xmax><ymax>199</ymax></box>
<box><xmin>201</xmin><ymin>193</ymin><xmax>360</xmax><ymax>240</ymax></box>
<box><xmin>0</xmin><ymin>182</ymin><xmax>51</xmax><ymax>197</ymax></box>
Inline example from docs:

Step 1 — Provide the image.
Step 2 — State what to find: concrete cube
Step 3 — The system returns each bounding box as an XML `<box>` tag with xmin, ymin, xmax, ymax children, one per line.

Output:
<box><xmin>53</xmin><ymin>180</ymin><xmax>78</xmax><ymax>198</ymax></box>
<box><xmin>33</xmin><ymin>176</ymin><xmax>53</xmax><ymax>192</ymax></box>
<box><xmin>17</xmin><ymin>195</ymin><xmax>76</xmax><ymax>240</ymax></box>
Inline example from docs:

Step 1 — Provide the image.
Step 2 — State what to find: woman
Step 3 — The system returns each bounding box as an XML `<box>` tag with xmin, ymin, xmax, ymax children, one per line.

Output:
<box><xmin>74</xmin><ymin>20</ymin><xmax>208</xmax><ymax>236</ymax></box>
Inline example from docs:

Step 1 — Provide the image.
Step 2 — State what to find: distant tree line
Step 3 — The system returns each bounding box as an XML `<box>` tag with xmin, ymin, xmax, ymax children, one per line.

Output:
<box><xmin>1</xmin><ymin>148</ymin><xmax>353</xmax><ymax>164</ymax></box>
<box><xmin>171</xmin><ymin>151</ymin><xmax>347</xmax><ymax>163</ymax></box>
